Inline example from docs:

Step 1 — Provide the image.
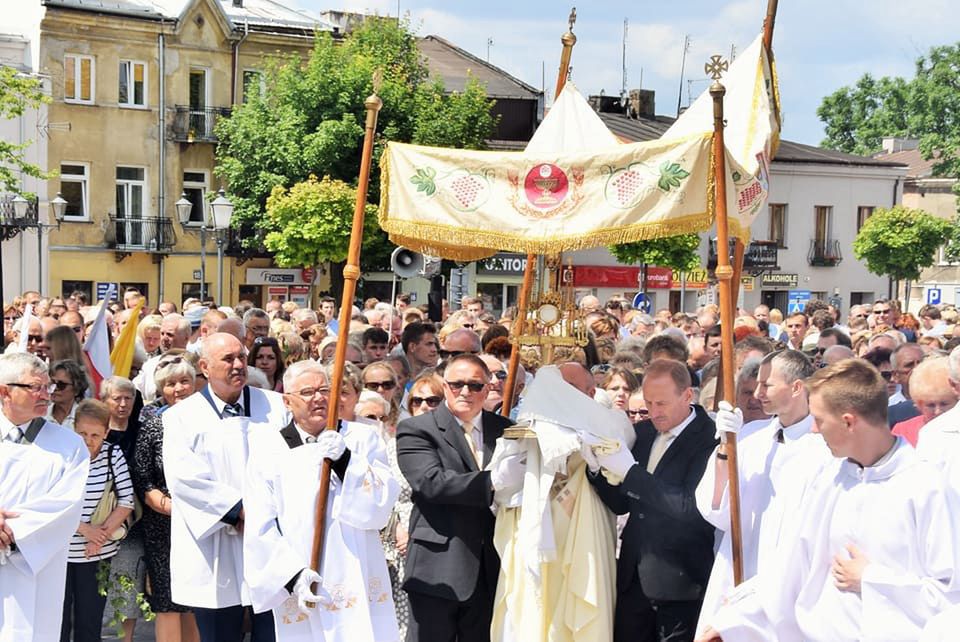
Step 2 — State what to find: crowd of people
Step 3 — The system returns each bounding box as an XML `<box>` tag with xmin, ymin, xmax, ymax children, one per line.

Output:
<box><xmin>1</xmin><ymin>285</ymin><xmax>960</xmax><ymax>642</ymax></box>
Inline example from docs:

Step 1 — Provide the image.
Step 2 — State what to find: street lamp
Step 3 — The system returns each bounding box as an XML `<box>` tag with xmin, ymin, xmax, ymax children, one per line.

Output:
<box><xmin>12</xmin><ymin>194</ymin><xmax>28</xmax><ymax>221</ymax></box>
<box><xmin>175</xmin><ymin>192</ymin><xmax>207</xmax><ymax>301</ymax></box>
<box><xmin>50</xmin><ymin>193</ymin><xmax>68</xmax><ymax>223</ymax></box>
<box><xmin>209</xmin><ymin>188</ymin><xmax>234</xmax><ymax>305</ymax></box>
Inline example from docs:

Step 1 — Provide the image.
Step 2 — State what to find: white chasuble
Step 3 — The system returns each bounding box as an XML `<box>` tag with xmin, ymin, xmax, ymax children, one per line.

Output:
<box><xmin>0</xmin><ymin>420</ymin><xmax>89</xmax><ymax>642</ymax></box>
<box><xmin>710</xmin><ymin>438</ymin><xmax>960</xmax><ymax>642</ymax></box>
<box><xmin>244</xmin><ymin>422</ymin><xmax>400</xmax><ymax>642</ymax></box>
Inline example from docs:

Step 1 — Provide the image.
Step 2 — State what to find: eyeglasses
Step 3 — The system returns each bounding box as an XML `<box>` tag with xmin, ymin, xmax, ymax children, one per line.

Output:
<box><xmin>492</xmin><ymin>371</ymin><xmax>507</xmax><ymax>381</ymax></box>
<box><xmin>410</xmin><ymin>395</ymin><xmax>442</xmax><ymax>408</ymax></box>
<box><xmin>591</xmin><ymin>364</ymin><xmax>612</xmax><ymax>375</ymax></box>
<box><xmin>873</xmin><ymin>308</ymin><xmax>892</xmax><ymax>314</ymax></box>
<box><xmin>253</xmin><ymin>336</ymin><xmax>279</xmax><ymax>347</ymax></box>
<box><xmin>290</xmin><ymin>386</ymin><xmax>330</xmax><ymax>400</ymax></box>
<box><xmin>26</xmin><ymin>334</ymin><xmax>43</xmax><ymax>343</ymax></box>
<box><xmin>53</xmin><ymin>380</ymin><xmax>73</xmax><ymax>391</ymax></box>
<box><xmin>444</xmin><ymin>380</ymin><xmax>486</xmax><ymax>393</ymax></box>
<box><xmin>6</xmin><ymin>382</ymin><xmax>56</xmax><ymax>394</ymax></box>
<box><xmin>363</xmin><ymin>413</ymin><xmax>388</xmax><ymax>422</ymax></box>
<box><xmin>439</xmin><ymin>349</ymin><xmax>479</xmax><ymax>359</ymax></box>
<box><xmin>158</xmin><ymin>356</ymin><xmax>185</xmax><ymax>369</ymax></box>
<box><xmin>364</xmin><ymin>380</ymin><xmax>397</xmax><ymax>391</ymax></box>
<box><xmin>879</xmin><ymin>371</ymin><xmax>894</xmax><ymax>380</ymax></box>
<box><xmin>3</xmin><ymin>316</ymin><xmax>18</xmax><ymax>323</ymax></box>
<box><xmin>460</xmin><ymin>323</ymin><xmax>475</xmax><ymax>329</ymax></box>
<box><xmin>627</xmin><ymin>409</ymin><xmax>649</xmax><ymax>419</ymax></box>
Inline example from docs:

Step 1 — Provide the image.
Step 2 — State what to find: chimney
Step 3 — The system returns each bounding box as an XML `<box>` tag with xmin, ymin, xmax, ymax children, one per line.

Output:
<box><xmin>628</xmin><ymin>88</ymin><xmax>655</xmax><ymax>119</ymax></box>
<box><xmin>587</xmin><ymin>93</ymin><xmax>624</xmax><ymax>114</ymax></box>
<box><xmin>233</xmin><ymin>0</ymin><xmax>243</xmax><ymax>7</ymax></box>
<box><xmin>880</xmin><ymin>137</ymin><xmax>919</xmax><ymax>154</ymax></box>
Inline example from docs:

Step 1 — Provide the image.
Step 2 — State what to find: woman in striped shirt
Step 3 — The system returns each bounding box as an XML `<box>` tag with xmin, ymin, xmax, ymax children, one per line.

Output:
<box><xmin>62</xmin><ymin>399</ymin><xmax>135</xmax><ymax>642</ymax></box>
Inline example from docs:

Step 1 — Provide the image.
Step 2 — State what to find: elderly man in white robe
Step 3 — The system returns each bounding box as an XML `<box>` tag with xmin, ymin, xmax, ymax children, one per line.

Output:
<box><xmin>695</xmin><ymin>349</ymin><xmax>832</xmax><ymax>634</ymax></box>
<box><xmin>243</xmin><ymin>360</ymin><xmax>400</xmax><ymax>641</ymax></box>
<box><xmin>697</xmin><ymin>358</ymin><xmax>960</xmax><ymax>642</ymax></box>
<box><xmin>163</xmin><ymin>333</ymin><xmax>290</xmax><ymax>641</ymax></box>
<box><xmin>0</xmin><ymin>352</ymin><xmax>89</xmax><ymax>642</ymax></box>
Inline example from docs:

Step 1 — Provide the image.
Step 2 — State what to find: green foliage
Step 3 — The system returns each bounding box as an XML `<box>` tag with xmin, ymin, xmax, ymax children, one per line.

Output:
<box><xmin>0</xmin><ymin>66</ymin><xmax>53</xmax><ymax>194</ymax></box>
<box><xmin>215</xmin><ymin>18</ymin><xmax>497</xmax><ymax>271</ymax></box>
<box><xmin>817</xmin><ymin>74</ymin><xmax>911</xmax><ymax>155</ymax></box>
<box><xmin>852</xmin><ymin>206</ymin><xmax>949</xmax><ymax>281</ymax></box>
<box><xmin>262</xmin><ymin>175</ymin><xmax>377</xmax><ymax>267</ymax></box>
<box><xmin>97</xmin><ymin>559</ymin><xmax>154</xmax><ymax>637</ymax></box>
<box><xmin>609</xmin><ymin>233</ymin><xmax>702</xmax><ymax>271</ymax></box>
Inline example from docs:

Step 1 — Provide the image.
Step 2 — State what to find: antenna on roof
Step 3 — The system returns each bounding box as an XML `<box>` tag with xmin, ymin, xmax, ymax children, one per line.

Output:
<box><xmin>676</xmin><ymin>34</ymin><xmax>690</xmax><ymax>118</ymax></box>
<box><xmin>621</xmin><ymin>18</ymin><xmax>628</xmax><ymax>101</ymax></box>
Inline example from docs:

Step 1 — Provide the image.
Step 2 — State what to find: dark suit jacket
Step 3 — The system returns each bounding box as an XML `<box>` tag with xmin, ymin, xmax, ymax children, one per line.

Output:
<box><xmin>592</xmin><ymin>404</ymin><xmax>718</xmax><ymax>602</ymax></box>
<box><xmin>888</xmin><ymin>399</ymin><xmax>920</xmax><ymax>427</ymax></box>
<box><xmin>396</xmin><ymin>403</ymin><xmax>511</xmax><ymax>602</ymax></box>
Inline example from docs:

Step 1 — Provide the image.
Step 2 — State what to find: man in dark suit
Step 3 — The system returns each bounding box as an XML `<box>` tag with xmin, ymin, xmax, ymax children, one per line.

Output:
<box><xmin>590</xmin><ymin>358</ymin><xmax>718</xmax><ymax>642</ymax></box>
<box><xmin>397</xmin><ymin>353</ymin><xmax>521</xmax><ymax>642</ymax></box>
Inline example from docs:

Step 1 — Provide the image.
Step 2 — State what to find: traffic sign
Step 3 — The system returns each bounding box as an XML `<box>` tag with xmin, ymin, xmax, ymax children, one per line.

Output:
<box><xmin>787</xmin><ymin>289</ymin><xmax>812</xmax><ymax>314</ymax></box>
<box><xmin>927</xmin><ymin>288</ymin><xmax>942</xmax><ymax>305</ymax></box>
<box><xmin>632</xmin><ymin>292</ymin><xmax>651</xmax><ymax>313</ymax></box>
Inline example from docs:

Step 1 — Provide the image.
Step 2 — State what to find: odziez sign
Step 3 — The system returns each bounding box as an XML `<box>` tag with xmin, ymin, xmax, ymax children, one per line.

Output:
<box><xmin>760</xmin><ymin>273</ymin><xmax>799</xmax><ymax>288</ymax></box>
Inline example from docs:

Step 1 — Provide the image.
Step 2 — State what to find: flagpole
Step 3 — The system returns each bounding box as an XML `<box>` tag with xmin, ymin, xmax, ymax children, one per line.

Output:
<box><xmin>309</xmin><ymin>77</ymin><xmax>383</xmax><ymax>579</ymax></box>
<box><xmin>501</xmin><ymin>8</ymin><xmax>577</xmax><ymax>416</ymax></box>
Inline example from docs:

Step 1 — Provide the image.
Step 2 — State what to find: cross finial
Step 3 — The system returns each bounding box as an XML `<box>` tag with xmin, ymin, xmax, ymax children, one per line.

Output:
<box><xmin>568</xmin><ymin>7</ymin><xmax>577</xmax><ymax>32</ymax></box>
<box><xmin>704</xmin><ymin>54</ymin><xmax>729</xmax><ymax>81</ymax></box>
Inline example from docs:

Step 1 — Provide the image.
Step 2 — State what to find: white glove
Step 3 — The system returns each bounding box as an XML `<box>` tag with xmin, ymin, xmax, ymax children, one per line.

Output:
<box><xmin>315</xmin><ymin>430</ymin><xmax>347</xmax><ymax>461</ymax></box>
<box><xmin>579</xmin><ymin>433</ymin><xmax>602</xmax><ymax>473</ymax></box>
<box><xmin>715</xmin><ymin>401</ymin><xmax>743</xmax><ymax>444</ymax></box>
<box><xmin>0</xmin><ymin>547</ymin><xmax>9</xmax><ymax>566</ymax></box>
<box><xmin>597</xmin><ymin>441</ymin><xmax>637</xmax><ymax>481</ymax></box>
<box><xmin>292</xmin><ymin>568</ymin><xmax>326</xmax><ymax>614</ymax></box>
<box><xmin>490</xmin><ymin>453</ymin><xmax>526</xmax><ymax>492</ymax></box>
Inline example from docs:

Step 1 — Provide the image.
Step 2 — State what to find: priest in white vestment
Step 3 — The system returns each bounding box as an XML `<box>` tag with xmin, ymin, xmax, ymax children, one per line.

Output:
<box><xmin>489</xmin><ymin>364</ymin><xmax>635</xmax><ymax>642</ymax></box>
<box><xmin>163</xmin><ymin>333</ymin><xmax>290</xmax><ymax>640</ymax></box>
<box><xmin>695</xmin><ymin>350</ymin><xmax>831</xmax><ymax>633</ymax></box>
<box><xmin>244</xmin><ymin>360</ymin><xmax>400</xmax><ymax>642</ymax></box>
<box><xmin>697</xmin><ymin>359</ymin><xmax>960</xmax><ymax>642</ymax></box>
<box><xmin>0</xmin><ymin>352</ymin><xmax>89</xmax><ymax>642</ymax></box>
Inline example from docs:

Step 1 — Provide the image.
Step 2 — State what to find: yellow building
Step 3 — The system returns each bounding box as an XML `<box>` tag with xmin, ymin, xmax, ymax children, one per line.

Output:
<box><xmin>38</xmin><ymin>0</ymin><xmax>330</xmax><ymax>306</ymax></box>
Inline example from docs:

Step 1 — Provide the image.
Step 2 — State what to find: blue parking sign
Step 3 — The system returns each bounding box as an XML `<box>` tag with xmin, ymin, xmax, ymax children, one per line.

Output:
<box><xmin>927</xmin><ymin>288</ymin><xmax>942</xmax><ymax>305</ymax></box>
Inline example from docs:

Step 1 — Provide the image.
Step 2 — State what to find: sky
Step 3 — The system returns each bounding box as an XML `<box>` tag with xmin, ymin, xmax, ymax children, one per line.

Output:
<box><xmin>296</xmin><ymin>0</ymin><xmax>960</xmax><ymax>147</ymax></box>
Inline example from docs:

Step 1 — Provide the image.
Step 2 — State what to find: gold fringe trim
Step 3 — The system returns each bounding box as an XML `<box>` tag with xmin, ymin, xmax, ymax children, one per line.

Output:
<box><xmin>381</xmin><ymin>211</ymin><xmax>715</xmax><ymax>262</ymax></box>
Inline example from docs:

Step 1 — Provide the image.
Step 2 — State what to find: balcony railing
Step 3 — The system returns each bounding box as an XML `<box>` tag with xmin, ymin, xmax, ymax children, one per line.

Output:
<box><xmin>808</xmin><ymin>238</ymin><xmax>843</xmax><ymax>267</ymax></box>
<box><xmin>171</xmin><ymin>106</ymin><xmax>232</xmax><ymax>142</ymax></box>
<box><xmin>106</xmin><ymin>216</ymin><xmax>176</xmax><ymax>253</ymax></box>
<box><xmin>707</xmin><ymin>239</ymin><xmax>780</xmax><ymax>272</ymax></box>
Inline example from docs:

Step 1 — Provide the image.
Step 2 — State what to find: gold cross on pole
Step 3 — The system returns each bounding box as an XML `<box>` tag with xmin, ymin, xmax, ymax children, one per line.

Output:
<box><xmin>704</xmin><ymin>54</ymin><xmax>729</xmax><ymax>80</ymax></box>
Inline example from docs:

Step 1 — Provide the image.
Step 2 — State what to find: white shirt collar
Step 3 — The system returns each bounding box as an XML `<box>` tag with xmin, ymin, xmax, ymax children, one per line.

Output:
<box><xmin>775</xmin><ymin>413</ymin><xmax>815</xmax><ymax>442</ymax></box>
<box><xmin>210</xmin><ymin>389</ymin><xmax>244</xmax><ymax>416</ymax></box>
<box><xmin>0</xmin><ymin>409</ymin><xmax>30</xmax><ymax>441</ymax></box>
<box><xmin>294</xmin><ymin>422</ymin><xmax>319</xmax><ymax>444</ymax></box>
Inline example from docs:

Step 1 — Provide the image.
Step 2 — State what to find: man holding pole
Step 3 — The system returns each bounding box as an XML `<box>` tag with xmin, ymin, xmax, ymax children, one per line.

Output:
<box><xmin>243</xmin><ymin>360</ymin><xmax>400</xmax><ymax>641</ymax></box>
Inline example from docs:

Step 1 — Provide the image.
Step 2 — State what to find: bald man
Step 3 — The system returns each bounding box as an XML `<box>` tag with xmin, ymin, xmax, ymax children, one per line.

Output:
<box><xmin>559</xmin><ymin>361</ymin><xmax>596</xmax><ymax>398</ymax></box>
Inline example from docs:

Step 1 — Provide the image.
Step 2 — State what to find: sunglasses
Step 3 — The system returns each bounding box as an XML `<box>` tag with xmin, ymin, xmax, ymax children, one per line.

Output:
<box><xmin>53</xmin><ymin>380</ymin><xmax>72</xmax><ymax>390</ymax></box>
<box><xmin>880</xmin><ymin>371</ymin><xmax>894</xmax><ymax>380</ymax></box>
<box><xmin>410</xmin><ymin>395</ymin><xmax>442</xmax><ymax>408</ymax></box>
<box><xmin>627</xmin><ymin>409</ymin><xmax>649</xmax><ymax>418</ymax></box>
<box><xmin>254</xmin><ymin>336</ymin><xmax>279</xmax><ymax>347</ymax></box>
<box><xmin>492</xmin><ymin>371</ymin><xmax>507</xmax><ymax>381</ymax></box>
<box><xmin>873</xmin><ymin>309</ymin><xmax>892</xmax><ymax>314</ymax></box>
<box><xmin>158</xmin><ymin>356</ymin><xmax>184</xmax><ymax>369</ymax></box>
<box><xmin>444</xmin><ymin>380</ymin><xmax>486</xmax><ymax>393</ymax></box>
<box><xmin>26</xmin><ymin>334</ymin><xmax>43</xmax><ymax>343</ymax></box>
<box><xmin>363</xmin><ymin>413</ymin><xmax>388</xmax><ymax>422</ymax></box>
<box><xmin>4</xmin><ymin>316</ymin><xmax>20</xmax><ymax>322</ymax></box>
<box><xmin>439</xmin><ymin>349</ymin><xmax>479</xmax><ymax>359</ymax></box>
<box><xmin>364</xmin><ymin>380</ymin><xmax>397</xmax><ymax>391</ymax></box>
<box><xmin>591</xmin><ymin>364</ymin><xmax>612</xmax><ymax>375</ymax></box>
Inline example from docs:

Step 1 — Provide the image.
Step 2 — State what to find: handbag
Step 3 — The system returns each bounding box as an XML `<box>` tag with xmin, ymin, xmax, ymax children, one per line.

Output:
<box><xmin>89</xmin><ymin>444</ymin><xmax>143</xmax><ymax>541</ymax></box>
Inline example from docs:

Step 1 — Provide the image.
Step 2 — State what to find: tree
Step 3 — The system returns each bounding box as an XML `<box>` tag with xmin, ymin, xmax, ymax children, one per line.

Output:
<box><xmin>215</xmin><ymin>18</ymin><xmax>497</xmax><ymax>272</ymax></box>
<box><xmin>609</xmin><ymin>234</ymin><xmax>702</xmax><ymax>272</ymax></box>
<box><xmin>0</xmin><ymin>66</ymin><xmax>52</xmax><ymax>194</ymax></box>
<box><xmin>852</xmin><ymin>206</ymin><xmax>948</xmax><ymax>287</ymax></box>
<box><xmin>816</xmin><ymin>74</ymin><xmax>911</xmax><ymax>156</ymax></box>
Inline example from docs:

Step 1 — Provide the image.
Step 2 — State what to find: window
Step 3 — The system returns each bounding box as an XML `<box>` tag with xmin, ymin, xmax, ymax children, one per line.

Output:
<box><xmin>116</xmin><ymin>166</ymin><xmax>147</xmax><ymax>247</ymax></box>
<box><xmin>937</xmin><ymin>245</ymin><xmax>960</xmax><ymax>266</ymax></box>
<box><xmin>814</xmin><ymin>206</ymin><xmax>832</xmax><ymax>244</ymax></box>
<box><xmin>242</xmin><ymin>70</ymin><xmax>263</xmax><ymax>103</ymax></box>
<box><xmin>119</xmin><ymin>60</ymin><xmax>147</xmax><ymax>108</ymax></box>
<box><xmin>856</xmin><ymin>206</ymin><xmax>875</xmax><ymax>232</ymax></box>
<box><xmin>182</xmin><ymin>170</ymin><xmax>207</xmax><ymax>224</ymax></box>
<box><xmin>60</xmin><ymin>163</ymin><xmax>89</xmax><ymax>220</ymax></box>
<box><xmin>61</xmin><ymin>280</ymin><xmax>93</xmax><ymax>302</ymax></box>
<box><xmin>64</xmin><ymin>54</ymin><xmax>94</xmax><ymax>104</ymax></box>
<box><xmin>189</xmin><ymin>68</ymin><xmax>209</xmax><ymax>136</ymax></box>
<box><xmin>768</xmin><ymin>203</ymin><xmax>786</xmax><ymax>248</ymax></box>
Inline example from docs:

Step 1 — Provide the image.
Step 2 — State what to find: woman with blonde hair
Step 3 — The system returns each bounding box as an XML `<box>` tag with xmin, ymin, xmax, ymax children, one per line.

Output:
<box><xmin>362</xmin><ymin>361</ymin><xmax>402</xmax><ymax>426</ymax></box>
<box><xmin>137</xmin><ymin>315</ymin><xmax>163</xmax><ymax>357</ymax></box>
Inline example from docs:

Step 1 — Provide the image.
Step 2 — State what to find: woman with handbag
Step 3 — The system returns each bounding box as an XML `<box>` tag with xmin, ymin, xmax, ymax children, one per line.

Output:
<box><xmin>132</xmin><ymin>357</ymin><xmax>200</xmax><ymax>642</ymax></box>
<box><xmin>62</xmin><ymin>399</ymin><xmax>135</xmax><ymax>642</ymax></box>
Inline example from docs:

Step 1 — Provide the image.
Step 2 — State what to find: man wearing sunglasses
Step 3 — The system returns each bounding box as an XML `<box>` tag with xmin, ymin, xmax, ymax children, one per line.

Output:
<box><xmin>7</xmin><ymin>317</ymin><xmax>45</xmax><ymax>358</ymax></box>
<box><xmin>439</xmin><ymin>328</ymin><xmax>481</xmax><ymax>361</ymax></box>
<box><xmin>0</xmin><ymin>352</ymin><xmax>90</xmax><ymax>641</ymax></box>
<box><xmin>397</xmin><ymin>354</ymin><xmax>517</xmax><ymax>642</ymax></box>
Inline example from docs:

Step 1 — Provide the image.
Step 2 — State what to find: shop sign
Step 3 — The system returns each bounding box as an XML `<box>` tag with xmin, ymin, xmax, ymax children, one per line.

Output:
<box><xmin>760</xmin><ymin>273</ymin><xmax>799</xmax><ymax>289</ymax></box>
<box><xmin>645</xmin><ymin>266</ymin><xmax>673</xmax><ymax>289</ymax></box>
<box><xmin>477</xmin><ymin>253</ymin><xmax>527</xmax><ymax>276</ymax></box>
<box><xmin>670</xmin><ymin>268</ymin><xmax>709</xmax><ymax>289</ymax></box>
<box><xmin>246</xmin><ymin>268</ymin><xmax>317</xmax><ymax>286</ymax></box>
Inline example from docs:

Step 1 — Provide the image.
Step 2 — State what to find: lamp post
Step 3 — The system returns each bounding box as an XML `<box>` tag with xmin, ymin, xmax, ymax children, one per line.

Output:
<box><xmin>209</xmin><ymin>188</ymin><xmax>233</xmax><ymax>305</ymax></box>
<box><xmin>175</xmin><ymin>192</ymin><xmax>206</xmax><ymax>301</ymax></box>
<box><xmin>1</xmin><ymin>194</ymin><xmax>42</xmax><ymax>306</ymax></box>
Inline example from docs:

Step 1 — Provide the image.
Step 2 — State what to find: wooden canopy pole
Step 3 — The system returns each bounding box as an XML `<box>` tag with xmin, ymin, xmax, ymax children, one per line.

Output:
<box><xmin>502</xmin><ymin>8</ymin><xmax>577</xmax><ymax>416</ymax></box>
<box><xmin>709</xmin><ymin>62</ymin><xmax>747</xmax><ymax>586</ymax></box>
<box><xmin>310</xmin><ymin>79</ymin><xmax>382</xmax><ymax>577</ymax></box>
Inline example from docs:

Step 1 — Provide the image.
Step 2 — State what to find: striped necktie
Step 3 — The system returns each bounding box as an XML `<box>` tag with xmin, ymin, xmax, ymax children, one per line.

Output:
<box><xmin>222</xmin><ymin>403</ymin><xmax>243</xmax><ymax>418</ymax></box>
<box><xmin>4</xmin><ymin>426</ymin><xmax>23</xmax><ymax>444</ymax></box>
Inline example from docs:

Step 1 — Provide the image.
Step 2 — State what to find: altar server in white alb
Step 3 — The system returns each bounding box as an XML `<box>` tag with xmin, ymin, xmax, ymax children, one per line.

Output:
<box><xmin>695</xmin><ymin>349</ymin><xmax>831</xmax><ymax>633</ymax></box>
<box><xmin>243</xmin><ymin>360</ymin><xmax>400</xmax><ymax>641</ymax></box>
<box><xmin>697</xmin><ymin>358</ymin><xmax>960</xmax><ymax>642</ymax></box>
<box><xmin>0</xmin><ymin>352</ymin><xmax>89</xmax><ymax>642</ymax></box>
<box><xmin>163</xmin><ymin>333</ymin><xmax>290</xmax><ymax>641</ymax></box>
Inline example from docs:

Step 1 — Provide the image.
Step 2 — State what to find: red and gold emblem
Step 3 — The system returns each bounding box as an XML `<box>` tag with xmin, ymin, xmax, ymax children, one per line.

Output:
<box><xmin>509</xmin><ymin>163</ymin><xmax>583</xmax><ymax>219</ymax></box>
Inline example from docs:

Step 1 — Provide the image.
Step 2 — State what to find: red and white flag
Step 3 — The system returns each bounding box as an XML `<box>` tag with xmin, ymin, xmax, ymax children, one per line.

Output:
<box><xmin>83</xmin><ymin>285</ymin><xmax>114</xmax><ymax>395</ymax></box>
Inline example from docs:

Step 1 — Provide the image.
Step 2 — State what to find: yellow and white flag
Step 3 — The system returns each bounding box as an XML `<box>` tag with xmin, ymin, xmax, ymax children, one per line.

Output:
<box><xmin>378</xmin><ymin>34</ymin><xmax>779</xmax><ymax>259</ymax></box>
<box><xmin>110</xmin><ymin>297</ymin><xmax>144</xmax><ymax>378</ymax></box>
